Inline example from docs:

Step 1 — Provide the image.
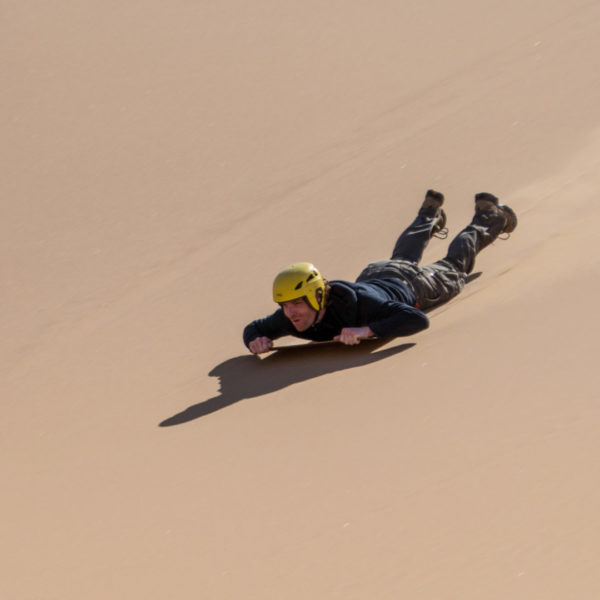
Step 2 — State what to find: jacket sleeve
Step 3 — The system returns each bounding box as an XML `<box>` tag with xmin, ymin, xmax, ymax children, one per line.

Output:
<box><xmin>366</xmin><ymin>301</ymin><xmax>429</xmax><ymax>338</ymax></box>
<box><xmin>243</xmin><ymin>309</ymin><xmax>295</xmax><ymax>348</ymax></box>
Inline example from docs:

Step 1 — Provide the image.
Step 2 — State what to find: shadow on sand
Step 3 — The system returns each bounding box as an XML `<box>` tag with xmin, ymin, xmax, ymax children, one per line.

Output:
<box><xmin>159</xmin><ymin>339</ymin><xmax>415</xmax><ymax>426</ymax></box>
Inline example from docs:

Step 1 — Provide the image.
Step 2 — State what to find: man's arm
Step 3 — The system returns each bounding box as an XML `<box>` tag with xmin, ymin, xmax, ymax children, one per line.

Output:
<box><xmin>328</xmin><ymin>280</ymin><xmax>428</xmax><ymax>342</ymax></box>
<box><xmin>248</xmin><ymin>336</ymin><xmax>274</xmax><ymax>354</ymax></box>
<box><xmin>243</xmin><ymin>309</ymin><xmax>294</xmax><ymax>353</ymax></box>
<box><xmin>334</xmin><ymin>326</ymin><xmax>374</xmax><ymax>345</ymax></box>
<box><xmin>367</xmin><ymin>301</ymin><xmax>429</xmax><ymax>338</ymax></box>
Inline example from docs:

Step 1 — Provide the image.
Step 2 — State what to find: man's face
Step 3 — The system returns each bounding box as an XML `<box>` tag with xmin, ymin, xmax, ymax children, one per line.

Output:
<box><xmin>281</xmin><ymin>297</ymin><xmax>316</xmax><ymax>331</ymax></box>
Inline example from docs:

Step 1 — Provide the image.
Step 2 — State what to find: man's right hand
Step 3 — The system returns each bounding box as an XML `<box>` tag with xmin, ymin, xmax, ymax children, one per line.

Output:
<box><xmin>248</xmin><ymin>336</ymin><xmax>273</xmax><ymax>354</ymax></box>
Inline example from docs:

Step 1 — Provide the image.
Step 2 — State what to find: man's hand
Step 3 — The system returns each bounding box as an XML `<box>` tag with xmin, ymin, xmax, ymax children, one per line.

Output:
<box><xmin>248</xmin><ymin>336</ymin><xmax>274</xmax><ymax>354</ymax></box>
<box><xmin>333</xmin><ymin>326</ymin><xmax>374</xmax><ymax>345</ymax></box>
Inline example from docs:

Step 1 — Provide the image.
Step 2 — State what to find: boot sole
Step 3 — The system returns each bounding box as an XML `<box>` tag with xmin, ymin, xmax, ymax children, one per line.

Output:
<box><xmin>499</xmin><ymin>204</ymin><xmax>517</xmax><ymax>233</ymax></box>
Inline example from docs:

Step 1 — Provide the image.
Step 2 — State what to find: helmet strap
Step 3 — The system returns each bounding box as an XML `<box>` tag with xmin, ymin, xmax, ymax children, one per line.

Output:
<box><xmin>313</xmin><ymin>290</ymin><xmax>326</xmax><ymax>326</ymax></box>
<box><xmin>315</xmin><ymin>288</ymin><xmax>324</xmax><ymax>311</ymax></box>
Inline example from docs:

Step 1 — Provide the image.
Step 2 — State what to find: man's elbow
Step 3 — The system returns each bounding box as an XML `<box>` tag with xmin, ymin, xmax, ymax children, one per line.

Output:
<box><xmin>410</xmin><ymin>312</ymin><xmax>429</xmax><ymax>335</ymax></box>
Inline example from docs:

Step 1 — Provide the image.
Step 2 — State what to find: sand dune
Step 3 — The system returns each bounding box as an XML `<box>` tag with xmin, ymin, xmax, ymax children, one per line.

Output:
<box><xmin>2</xmin><ymin>1</ymin><xmax>600</xmax><ymax>598</ymax></box>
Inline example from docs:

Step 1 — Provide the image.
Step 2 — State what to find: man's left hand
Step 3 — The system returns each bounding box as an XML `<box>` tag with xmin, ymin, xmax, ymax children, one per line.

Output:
<box><xmin>334</xmin><ymin>326</ymin><xmax>374</xmax><ymax>345</ymax></box>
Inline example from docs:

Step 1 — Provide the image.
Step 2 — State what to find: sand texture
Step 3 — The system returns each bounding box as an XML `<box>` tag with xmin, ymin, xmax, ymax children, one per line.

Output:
<box><xmin>3</xmin><ymin>1</ymin><xmax>600</xmax><ymax>598</ymax></box>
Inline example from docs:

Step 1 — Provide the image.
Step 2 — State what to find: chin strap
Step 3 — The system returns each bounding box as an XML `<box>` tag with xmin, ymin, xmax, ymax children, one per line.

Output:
<box><xmin>312</xmin><ymin>289</ymin><xmax>326</xmax><ymax>326</ymax></box>
<box><xmin>310</xmin><ymin>309</ymin><xmax>320</xmax><ymax>328</ymax></box>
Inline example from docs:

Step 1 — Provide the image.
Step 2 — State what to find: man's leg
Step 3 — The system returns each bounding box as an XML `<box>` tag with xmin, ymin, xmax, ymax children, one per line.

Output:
<box><xmin>355</xmin><ymin>189</ymin><xmax>446</xmax><ymax>284</ymax></box>
<box><xmin>390</xmin><ymin>189</ymin><xmax>447</xmax><ymax>263</ymax></box>
<box><xmin>412</xmin><ymin>193</ymin><xmax>517</xmax><ymax>309</ymax></box>
<box><xmin>444</xmin><ymin>192</ymin><xmax>517</xmax><ymax>274</ymax></box>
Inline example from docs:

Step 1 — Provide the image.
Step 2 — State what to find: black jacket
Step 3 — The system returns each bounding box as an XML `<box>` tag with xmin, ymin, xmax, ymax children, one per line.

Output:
<box><xmin>243</xmin><ymin>278</ymin><xmax>429</xmax><ymax>347</ymax></box>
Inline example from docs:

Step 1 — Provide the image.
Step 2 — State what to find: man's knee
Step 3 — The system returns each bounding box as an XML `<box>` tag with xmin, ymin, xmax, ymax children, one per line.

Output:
<box><xmin>412</xmin><ymin>263</ymin><xmax>465</xmax><ymax>309</ymax></box>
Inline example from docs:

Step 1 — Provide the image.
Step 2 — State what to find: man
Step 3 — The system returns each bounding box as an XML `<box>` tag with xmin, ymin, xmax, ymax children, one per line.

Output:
<box><xmin>243</xmin><ymin>191</ymin><xmax>517</xmax><ymax>354</ymax></box>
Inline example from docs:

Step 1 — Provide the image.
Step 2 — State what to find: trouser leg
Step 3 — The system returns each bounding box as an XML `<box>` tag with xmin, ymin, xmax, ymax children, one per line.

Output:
<box><xmin>411</xmin><ymin>211</ymin><xmax>506</xmax><ymax>308</ymax></box>
<box><xmin>356</xmin><ymin>206</ymin><xmax>441</xmax><ymax>288</ymax></box>
<box><xmin>357</xmin><ymin>200</ymin><xmax>508</xmax><ymax>310</ymax></box>
<box><xmin>409</xmin><ymin>260</ymin><xmax>466</xmax><ymax>309</ymax></box>
<box><xmin>390</xmin><ymin>214</ymin><xmax>439</xmax><ymax>264</ymax></box>
<box><xmin>356</xmin><ymin>208</ymin><xmax>453</xmax><ymax>305</ymax></box>
<box><xmin>356</xmin><ymin>255</ymin><xmax>464</xmax><ymax>310</ymax></box>
<box><xmin>444</xmin><ymin>211</ymin><xmax>506</xmax><ymax>275</ymax></box>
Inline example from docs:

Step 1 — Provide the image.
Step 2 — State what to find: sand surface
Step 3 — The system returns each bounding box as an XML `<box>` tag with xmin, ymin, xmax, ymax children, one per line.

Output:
<box><xmin>3</xmin><ymin>1</ymin><xmax>600</xmax><ymax>598</ymax></box>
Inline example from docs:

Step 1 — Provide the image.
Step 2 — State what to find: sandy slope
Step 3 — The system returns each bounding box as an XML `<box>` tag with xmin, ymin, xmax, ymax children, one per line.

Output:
<box><xmin>2</xmin><ymin>1</ymin><xmax>600</xmax><ymax>598</ymax></box>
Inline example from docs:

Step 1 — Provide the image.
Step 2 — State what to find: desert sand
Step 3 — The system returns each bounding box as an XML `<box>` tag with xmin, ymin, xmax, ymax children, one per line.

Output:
<box><xmin>3</xmin><ymin>1</ymin><xmax>600</xmax><ymax>598</ymax></box>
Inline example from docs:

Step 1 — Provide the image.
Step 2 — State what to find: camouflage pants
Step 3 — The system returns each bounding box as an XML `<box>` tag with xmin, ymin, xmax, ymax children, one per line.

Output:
<box><xmin>356</xmin><ymin>212</ymin><xmax>502</xmax><ymax>310</ymax></box>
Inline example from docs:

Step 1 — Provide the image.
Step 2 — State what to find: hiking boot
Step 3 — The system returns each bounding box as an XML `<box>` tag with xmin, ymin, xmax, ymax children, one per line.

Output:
<box><xmin>474</xmin><ymin>192</ymin><xmax>518</xmax><ymax>235</ymax></box>
<box><xmin>419</xmin><ymin>189</ymin><xmax>447</xmax><ymax>237</ymax></box>
<box><xmin>499</xmin><ymin>204</ymin><xmax>517</xmax><ymax>234</ymax></box>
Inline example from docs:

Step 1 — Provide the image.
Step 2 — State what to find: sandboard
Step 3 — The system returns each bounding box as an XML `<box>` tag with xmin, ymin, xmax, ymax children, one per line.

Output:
<box><xmin>271</xmin><ymin>337</ymin><xmax>378</xmax><ymax>352</ymax></box>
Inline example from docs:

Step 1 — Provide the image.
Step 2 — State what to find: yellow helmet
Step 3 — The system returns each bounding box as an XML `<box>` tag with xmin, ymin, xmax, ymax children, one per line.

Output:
<box><xmin>272</xmin><ymin>262</ymin><xmax>325</xmax><ymax>311</ymax></box>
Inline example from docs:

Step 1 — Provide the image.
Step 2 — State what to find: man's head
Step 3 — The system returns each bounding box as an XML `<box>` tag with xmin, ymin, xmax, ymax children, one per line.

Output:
<box><xmin>273</xmin><ymin>262</ymin><xmax>326</xmax><ymax>331</ymax></box>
